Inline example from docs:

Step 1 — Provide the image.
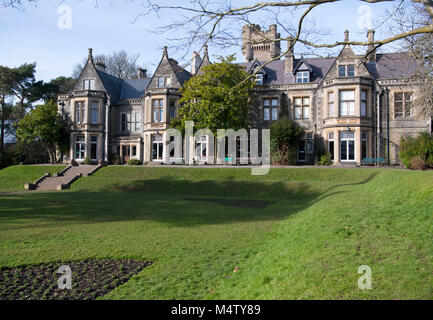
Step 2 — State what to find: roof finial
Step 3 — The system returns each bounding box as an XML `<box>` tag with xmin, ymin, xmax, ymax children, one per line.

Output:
<box><xmin>344</xmin><ymin>30</ymin><xmax>349</xmax><ymax>42</ymax></box>
<box><xmin>163</xmin><ymin>46</ymin><xmax>168</xmax><ymax>56</ymax></box>
<box><xmin>88</xmin><ymin>48</ymin><xmax>93</xmax><ymax>61</ymax></box>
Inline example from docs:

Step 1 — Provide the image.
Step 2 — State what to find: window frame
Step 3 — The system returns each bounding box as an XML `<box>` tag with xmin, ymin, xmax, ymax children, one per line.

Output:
<box><xmin>169</xmin><ymin>100</ymin><xmax>177</xmax><ymax>120</ymax></box>
<box><xmin>120</xmin><ymin>112</ymin><xmax>140</xmax><ymax>133</ymax></box>
<box><xmin>157</xmin><ymin>77</ymin><xmax>166</xmax><ymax>88</ymax></box>
<box><xmin>339</xmin><ymin>90</ymin><xmax>355</xmax><ymax>116</ymax></box>
<box><xmin>255</xmin><ymin>73</ymin><xmax>264</xmax><ymax>85</ymax></box>
<box><xmin>361</xmin><ymin>90</ymin><xmax>367</xmax><ymax>117</ymax></box>
<box><xmin>293</xmin><ymin>96</ymin><xmax>310</xmax><ymax>120</ymax></box>
<box><xmin>296</xmin><ymin>71</ymin><xmax>310</xmax><ymax>83</ymax></box>
<box><xmin>152</xmin><ymin>99</ymin><xmax>164</xmax><ymax>123</ymax></box>
<box><xmin>394</xmin><ymin>92</ymin><xmax>412</xmax><ymax>119</ymax></box>
<box><xmin>90</xmin><ymin>101</ymin><xmax>99</xmax><ymax>124</ymax></box>
<box><xmin>83</xmin><ymin>79</ymin><xmax>95</xmax><ymax>90</ymax></box>
<box><xmin>75</xmin><ymin>101</ymin><xmax>85</xmax><ymax>124</ymax></box>
<box><xmin>263</xmin><ymin>98</ymin><xmax>278</xmax><ymax>121</ymax></box>
<box><xmin>338</xmin><ymin>64</ymin><xmax>355</xmax><ymax>77</ymax></box>
<box><xmin>328</xmin><ymin>91</ymin><xmax>335</xmax><ymax>118</ymax></box>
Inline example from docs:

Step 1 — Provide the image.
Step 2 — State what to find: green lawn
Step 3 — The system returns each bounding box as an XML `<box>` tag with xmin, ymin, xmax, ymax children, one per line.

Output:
<box><xmin>0</xmin><ymin>165</ymin><xmax>432</xmax><ymax>299</ymax></box>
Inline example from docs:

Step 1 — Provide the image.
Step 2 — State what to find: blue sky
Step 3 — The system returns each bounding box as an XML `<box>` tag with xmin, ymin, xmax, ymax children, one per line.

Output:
<box><xmin>0</xmin><ymin>0</ymin><xmax>397</xmax><ymax>82</ymax></box>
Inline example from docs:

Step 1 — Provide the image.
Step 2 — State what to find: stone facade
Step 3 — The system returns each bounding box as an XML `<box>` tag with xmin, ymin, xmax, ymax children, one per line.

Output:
<box><xmin>58</xmin><ymin>25</ymin><xmax>432</xmax><ymax>166</ymax></box>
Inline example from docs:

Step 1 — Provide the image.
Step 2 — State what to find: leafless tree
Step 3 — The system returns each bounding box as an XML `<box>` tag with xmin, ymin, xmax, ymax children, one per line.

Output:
<box><xmin>72</xmin><ymin>50</ymin><xmax>145</xmax><ymax>80</ymax></box>
<box><xmin>0</xmin><ymin>0</ymin><xmax>36</xmax><ymax>9</ymax></box>
<box><xmin>137</xmin><ymin>0</ymin><xmax>432</xmax><ymax>80</ymax></box>
<box><xmin>386</xmin><ymin>1</ymin><xmax>433</xmax><ymax>116</ymax></box>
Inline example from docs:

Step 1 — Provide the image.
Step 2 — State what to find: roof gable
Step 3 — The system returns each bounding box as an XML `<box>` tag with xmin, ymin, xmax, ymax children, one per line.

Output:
<box><xmin>73</xmin><ymin>55</ymin><xmax>106</xmax><ymax>92</ymax></box>
<box><xmin>293</xmin><ymin>59</ymin><xmax>313</xmax><ymax>74</ymax></box>
<box><xmin>148</xmin><ymin>48</ymin><xmax>191</xmax><ymax>90</ymax></box>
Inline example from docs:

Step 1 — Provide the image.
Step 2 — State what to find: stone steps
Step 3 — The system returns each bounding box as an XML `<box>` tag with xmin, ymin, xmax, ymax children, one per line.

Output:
<box><xmin>33</xmin><ymin>165</ymin><xmax>99</xmax><ymax>191</ymax></box>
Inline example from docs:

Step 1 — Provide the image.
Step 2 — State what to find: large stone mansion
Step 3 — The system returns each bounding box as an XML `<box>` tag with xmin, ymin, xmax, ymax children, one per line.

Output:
<box><xmin>57</xmin><ymin>24</ymin><xmax>432</xmax><ymax>166</ymax></box>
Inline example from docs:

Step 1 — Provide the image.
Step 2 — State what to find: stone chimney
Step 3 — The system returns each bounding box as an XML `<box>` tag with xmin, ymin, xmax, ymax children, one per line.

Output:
<box><xmin>88</xmin><ymin>48</ymin><xmax>93</xmax><ymax>62</ymax></box>
<box><xmin>163</xmin><ymin>46</ymin><xmax>168</xmax><ymax>57</ymax></box>
<box><xmin>284</xmin><ymin>38</ymin><xmax>294</xmax><ymax>73</ymax></box>
<box><xmin>344</xmin><ymin>30</ymin><xmax>350</xmax><ymax>42</ymax></box>
<box><xmin>191</xmin><ymin>51</ymin><xmax>202</xmax><ymax>75</ymax></box>
<box><xmin>203</xmin><ymin>44</ymin><xmax>209</xmax><ymax>60</ymax></box>
<box><xmin>137</xmin><ymin>68</ymin><xmax>147</xmax><ymax>79</ymax></box>
<box><xmin>367</xmin><ymin>29</ymin><xmax>376</xmax><ymax>63</ymax></box>
<box><xmin>95</xmin><ymin>59</ymin><xmax>106</xmax><ymax>72</ymax></box>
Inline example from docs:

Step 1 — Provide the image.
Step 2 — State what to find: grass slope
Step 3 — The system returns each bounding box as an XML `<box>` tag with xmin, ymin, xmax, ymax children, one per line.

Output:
<box><xmin>0</xmin><ymin>165</ymin><xmax>65</xmax><ymax>192</ymax></box>
<box><xmin>0</xmin><ymin>165</ymin><xmax>432</xmax><ymax>299</ymax></box>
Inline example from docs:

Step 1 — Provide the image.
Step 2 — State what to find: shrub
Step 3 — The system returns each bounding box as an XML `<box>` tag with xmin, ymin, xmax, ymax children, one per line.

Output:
<box><xmin>110</xmin><ymin>154</ymin><xmax>121</xmax><ymax>165</ymax></box>
<box><xmin>400</xmin><ymin>132</ymin><xmax>433</xmax><ymax>169</ymax></box>
<box><xmin>83</xmin><ymin>157</ymin><xmax>92</xmax><ymax>165</ymax></box>
<box><xmin>127</xmin><ymin>159</ymin><xmax>143</xmax><ymax>166</ymax></box>
<box><xmin>270</xmin><ymin>117</ymin><xmax>304</xmax><ymax>165</ymax></box>
<box><xmin>410</xmin><ymin>156</ymin><xmax>426</xmax><ymax>170</ymax></box>
<box><xmin>319</xmin><ymin>152</ymin><xmax>333</xmax><ymax>166</ymax></box>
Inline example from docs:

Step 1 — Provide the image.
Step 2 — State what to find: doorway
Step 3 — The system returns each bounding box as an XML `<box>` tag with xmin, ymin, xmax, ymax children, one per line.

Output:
<box><xmin>340</xmin><ymin>131</ymin><xmax>355</xmax><ymax>162</ymax></box>
<box><xmin>152</xmin><ymin>134</ymin><xmax>163</xmax><ymax>161</ymax></box>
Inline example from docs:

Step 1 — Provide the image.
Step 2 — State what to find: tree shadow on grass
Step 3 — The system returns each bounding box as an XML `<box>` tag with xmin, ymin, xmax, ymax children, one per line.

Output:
<box><xmin>0</xmin><ymin>172</ymin><xmax>379</xmax><ymax>228</ymax></box>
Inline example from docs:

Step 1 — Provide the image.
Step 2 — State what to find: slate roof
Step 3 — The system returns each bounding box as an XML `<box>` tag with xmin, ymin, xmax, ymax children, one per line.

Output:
<box><xmin>97</xmin><ymin>70</ymin><xmax>123</xmax><ymax>104</ymax></box>
<box><xmin>169</xmin><ymin>58</ymin><xmax>192</xmax><ymax>85</ymax></box>
<box><xmin>239</xmin><ymin>57</ymin><xmax>335</xmax><ymax>85</ymax></box>
<box><xmin>367</xmin><ymin>52</ymin><xmax>417</xmax><ymax>79</ymax></box>
<box><xmin>240</xmin><ymin>52</ymin><xmax>417</xmax><ymax>85</ymax></box>
<box><xmin>120</xmin><ymin>78</ymin><xmax>151</xmax><ymax>100</ymax></box>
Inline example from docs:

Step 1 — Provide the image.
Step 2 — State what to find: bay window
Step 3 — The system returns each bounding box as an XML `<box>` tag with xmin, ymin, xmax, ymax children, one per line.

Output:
<box><xmin>152</xmin><ymin>99</ymin><xmax>164</xmax><ymax>122</ymax></box>
<box><xmin>328</xmin><ymin>92</ymin><xmax>334</xmax><ymax>117</ymax></box>
<box><xmin>75</xmin><ymin>102</ymin><xmax>85</xmax><ymax>123</ymax></box>
<box><xmin>90</xmin><ymin>102</ymin><xmax>99</xmax><ymax>124</ymax></box>
<box><xmin>361</xmin><ymin>90</ymin><xmax>367</xmax><ymax>117</ymax></box>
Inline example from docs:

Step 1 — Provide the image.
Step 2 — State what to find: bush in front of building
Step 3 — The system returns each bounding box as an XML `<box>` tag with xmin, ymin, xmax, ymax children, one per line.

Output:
<box><xmin>410</xmin><ymin>156</ymin><xmax>427</xmax><ymax>170</ymax></box>
<box><xmin>83</xmin><ymin>157</ymin><xmax>92</xmax><ymax>165</ymax></box>
<box><xmin>400</xmin><ymin>132</ymin><xmax>433</xmax><ymax>169</ymax></box>
<box><xmin>270</xmin><ymin>117</ymin><xmax>304</xmax><ymax>165</ymax></box>
<box><xmin>127</xmin><ymin>159</ymin><xmax>143</xmax><ymax>166</ymax></box>
<box><xmin>319</xmin><ymin>152</ymin><xmax>333</xmax><ymax>166</ymax></box>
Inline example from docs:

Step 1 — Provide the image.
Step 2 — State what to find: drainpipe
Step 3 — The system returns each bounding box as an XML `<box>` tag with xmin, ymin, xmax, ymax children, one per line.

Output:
<box><xmin>384</xmin><ymin>87</ymin><xmax>390</xmax><ymax>166</ymax></box>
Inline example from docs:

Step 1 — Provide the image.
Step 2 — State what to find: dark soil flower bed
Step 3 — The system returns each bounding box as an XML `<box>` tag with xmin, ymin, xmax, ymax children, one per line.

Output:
<box><xmin>0</xmin><ymin>258</ymin><xmax>152</xmax><ymax>300</ymax></box>
<box><xmin>183</xmin><ymin>197</ymin><xmax>274</xmax><ymax>209</ymax></box>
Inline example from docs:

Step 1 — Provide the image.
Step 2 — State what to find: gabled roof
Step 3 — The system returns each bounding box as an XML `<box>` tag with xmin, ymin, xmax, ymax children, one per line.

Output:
<box><xmin>293</xmin><ymin>59</ymin><xmax>313</xmax><ymax>74</ymax></box>
<box><xmin>148</xmin><ymin>48</ymin><xmax>192</xmax><ymax>90</ymax></box>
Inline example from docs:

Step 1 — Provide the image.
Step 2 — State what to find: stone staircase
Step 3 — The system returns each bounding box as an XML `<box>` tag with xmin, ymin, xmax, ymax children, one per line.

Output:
<box><xmin>26</xmin><ymin>165</ymin><xmax>99</xmax><ymax>191</ymax></box>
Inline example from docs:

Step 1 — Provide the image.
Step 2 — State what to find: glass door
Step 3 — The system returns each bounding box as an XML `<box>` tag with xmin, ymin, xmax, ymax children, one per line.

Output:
<box><xmin>152</xmin><ymin>134</ymin><xmax>163</xmax><ymax>161</ymax></box>
<box><xmin>340</xmin><ymin>132</ymin><xmax>355</xmax><ymax>162</ymax></box>
<box><xmin>75</xmin><ymin>136</ymin><xmax>85</xmax><ymax>160</ymax></box>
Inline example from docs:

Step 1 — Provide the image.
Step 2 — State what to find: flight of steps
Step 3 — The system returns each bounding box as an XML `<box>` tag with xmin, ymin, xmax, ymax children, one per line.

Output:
<box><xmin>34</xmin><ymin>165</ymin><xmax>98</xmax><ymax>191</ymax></box>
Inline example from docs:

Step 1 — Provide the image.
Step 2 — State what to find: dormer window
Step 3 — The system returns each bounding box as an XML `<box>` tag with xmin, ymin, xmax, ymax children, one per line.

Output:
<box><xmin>255</xmin><ymin>73</ymin><xmax>264</xmax><ymax>85</ymax></box>
<box><xmin>296</xmin><ymin>71</ymin><xmax>310</xmax><ymax>83</ymax></box>
<box><xmin>83</xmin><ymin>79</ymin><xmax>95</xmax><ymax>90</ymax></box>
<box><xmin>338</xmin><ymin>65</ymin><xmax>355</xmax><ymax>77</ymax></box>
